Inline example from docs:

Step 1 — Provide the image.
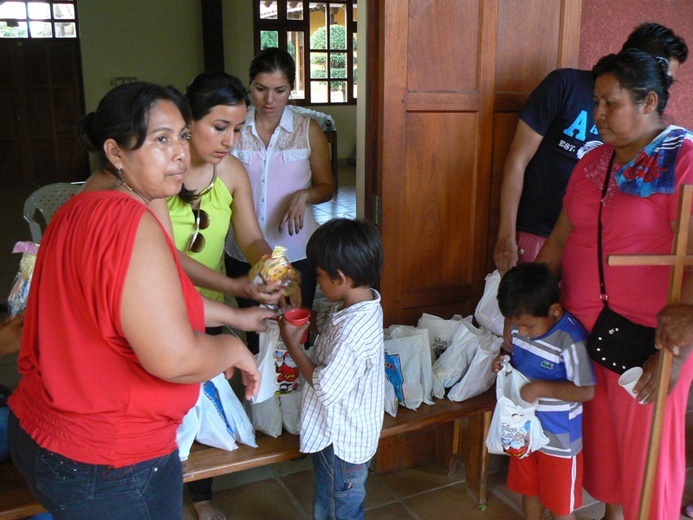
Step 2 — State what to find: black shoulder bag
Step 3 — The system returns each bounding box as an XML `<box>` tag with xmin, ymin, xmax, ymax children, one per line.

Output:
<box><xmin>585</xmin><ymin>151</ymin><xmax>657</xmax><ymax>374</ymax></box>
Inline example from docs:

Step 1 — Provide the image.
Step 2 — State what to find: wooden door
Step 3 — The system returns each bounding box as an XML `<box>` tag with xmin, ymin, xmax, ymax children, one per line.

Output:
<box><xmin>0</xmin><ymin>39</ymin><xmax>88</xmax><ymax>186</ymax></box>
<box><xmin>365</xmin><ymin>0</ymin><xmax>581</xmax><ymax>326</ymax></box>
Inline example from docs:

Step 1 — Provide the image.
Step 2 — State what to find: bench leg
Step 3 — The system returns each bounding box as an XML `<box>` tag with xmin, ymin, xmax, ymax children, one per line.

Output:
<box><xmin>433</xmin><ymin>420</ymin><xmax>459</xmax><ymax>475</ymax></box>
<box><xmin>457</xmin><ymin>410</ymin><xmax>491</xmax><ymax>505</ymax></box>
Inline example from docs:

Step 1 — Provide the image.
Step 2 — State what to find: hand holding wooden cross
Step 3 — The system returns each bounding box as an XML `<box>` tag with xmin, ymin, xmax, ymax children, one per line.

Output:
<box><xmin>608</xmin><ymin>184</ymin><xmax>693</xmax><ymax>520</ymax></box>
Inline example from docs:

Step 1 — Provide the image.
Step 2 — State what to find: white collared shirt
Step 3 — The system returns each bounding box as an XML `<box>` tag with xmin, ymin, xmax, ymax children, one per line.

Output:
<box><xmin>300</xmin><ymin>290</ymin><xmax>385</xmax><ymax>464</ymax></box>
<box><xmin>226</xmin><ymin>105</ymin><xmax>316</xmax><ymax>263</ymax></box>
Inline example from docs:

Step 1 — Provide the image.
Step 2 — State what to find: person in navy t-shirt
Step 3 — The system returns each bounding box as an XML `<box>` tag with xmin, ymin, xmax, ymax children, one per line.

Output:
<box><xmin>493</xmin><ymin>23</ymin><xmax>688</xmax><ymax>274</ymax></box>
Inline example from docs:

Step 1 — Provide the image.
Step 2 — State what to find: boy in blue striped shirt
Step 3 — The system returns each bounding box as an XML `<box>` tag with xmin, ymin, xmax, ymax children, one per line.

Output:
<box><xmin>494</xmin><ymin>262</ymin><xmax>595</xmax><ymax>520</ymax></box>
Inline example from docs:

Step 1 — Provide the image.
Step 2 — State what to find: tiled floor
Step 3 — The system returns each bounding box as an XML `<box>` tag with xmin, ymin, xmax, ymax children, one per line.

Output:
<box><xmin>2</xmin><ymin>166</ymin><xmax>693</xmax><ymax>519</ymax></box>
<box><xmin>182</xmin><ymin>405</ymin><xmax>693</xmax><ymax>519</ymax></box>
<box><xmin>312</xmin><ymin>165</ymin><xmax>357</xmax><ymax>225</ymax></box>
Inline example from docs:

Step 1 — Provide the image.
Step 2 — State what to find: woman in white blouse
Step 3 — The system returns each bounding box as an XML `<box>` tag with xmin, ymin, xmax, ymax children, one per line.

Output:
<box><xmin>225</xmin><ymin>47</ymin><xmax>334</xmax><ymax>351</ymax></box>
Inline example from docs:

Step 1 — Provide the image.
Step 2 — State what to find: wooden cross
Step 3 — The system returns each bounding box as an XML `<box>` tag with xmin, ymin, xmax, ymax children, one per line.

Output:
<box><xmin>608</xmin><ymin>184</ymin><xmax>693</xmax><ymax>520</ymax></box>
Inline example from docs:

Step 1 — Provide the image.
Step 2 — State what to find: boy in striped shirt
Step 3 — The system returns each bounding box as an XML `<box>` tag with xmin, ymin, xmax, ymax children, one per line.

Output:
<box><xmin>494</xmin><ymin>262</ymin><xmax>595</xmax><ymax>520</ymax></box>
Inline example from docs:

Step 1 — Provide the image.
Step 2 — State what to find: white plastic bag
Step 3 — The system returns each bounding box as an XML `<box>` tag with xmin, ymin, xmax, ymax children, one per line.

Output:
<box><xmin>384</xmin><ymin>377</ymin><xmax>398</xmax><ymax>417</ymax></box>
<box><xmin>253</xmin><ymin>319</ymin><xmax>301</xmax><ymax>404</ymax></box>
<box><xmin>279</xmin><ymin>391</ymin><xmax>302</xmax><ymax>435</ymax></box>
<box><xmin>384</xmin><ymin>327</ymin><xmax>444</xmax><ymax>410</ymax></box>
<box><xmin>207</xmin><ymin>373</ymin><xmax>257</xmax><ymax>448</ymax></box>
<box><xmin>417</xmin><ymin>313</ymin><xmax>464</xmax><ymax>359</ymax></box>
<box><xmin>389</xmin><ymin>326</ymin><xmax>444</xmax><ymax>399</ymax></box>
<box><xmin>485</xmin><ymin>364</ymin><xmax>549</xmax><ymax>458</ymax></box>
<box><xmin>176</xmin><ymin>391</ymin><xmax>201</xmax><ymax>461</ymax></box>
<box><xmin>474</xmin><ymin>270</ymin><xmax>505</xmax><ymax>336</ymax></box>
<box><xmin>177</xmin><ymin>373</ymin><xmax>257</xmax><ymax>461</ymax></box>
<box><xmin>447</xmin><ymin>335</ymin><xmax>502</xmax><ymax>402</ymax></box>
<box><xmin>250</xmin><ymin>395</ymin><xmax>283</xmax><ymax>437</ymax></box>
<box><xmin>432</xmin><ymin>318</ymin><xmax>484</xmax><ymax>387</ymax></box>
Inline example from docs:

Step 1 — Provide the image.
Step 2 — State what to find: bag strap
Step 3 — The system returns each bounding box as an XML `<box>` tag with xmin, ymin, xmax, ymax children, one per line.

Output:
<box><xmin>597</xmin><ymin>150</ymin><xmax>617</xmax><ymax>305</ymax></box>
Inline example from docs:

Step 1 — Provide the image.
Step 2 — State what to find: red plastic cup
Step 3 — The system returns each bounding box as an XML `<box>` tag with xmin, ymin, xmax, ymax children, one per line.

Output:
<box><xmin>283</xmin><ymin>307</ymin><xmax>311</xmax><ymax>344</ymax></box>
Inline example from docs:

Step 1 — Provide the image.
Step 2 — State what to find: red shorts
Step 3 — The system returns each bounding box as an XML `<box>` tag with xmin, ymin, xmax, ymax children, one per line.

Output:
<box><xmin>506</xmin><ymin>450</ymin><xmax>583</xmax><ymax>516</ymax></box>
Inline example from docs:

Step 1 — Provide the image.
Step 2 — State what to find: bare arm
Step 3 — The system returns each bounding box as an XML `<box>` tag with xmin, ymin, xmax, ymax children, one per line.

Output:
<box><xmin>120</xmin><ymin>212</ymin><xmax>259</xmax><ymax>391</ymax></box>
<box><xmin>656</xmin><ymin>217</ymin><xmax>693</xmax><ymax>357</ymax></box>
<box><xmin>520</xmin><ymin>380</ymin><xmax>595</xmax><ymax>403</ymax></box>
<box><xmin>278</xmin><ymin>316</ymin><xmax>316</xmax><ymax>385</ymax></box>
<box><xmin>0</xmin><ymin>313</ymin><xmax>24</xmax><ymax>357</ymax></box>
<box><xmin>535</xmin><ymin>207</ymin><xmax>573</xmax><ymax>279</ymax></box>
<box><xmin>203</xmin><ymin>297</ymin><xmax>276</xmax><ymax>332</ymax></box>
<box><xmin>148</xmin><ymin>188</ymin><xmax>281</xmax><ymax>305</ymax></box>
<box><xmin>225</xmin><ymin>155</ymin><xmax>273</xmax><ymax>265</ymax></box>
<box><xmin>494</xmin><ymin>120</ymin><xmax>544</xmax><ymax>274</ymax></box>
<box><xmin>280</xmin><ymin>119</ymin><xmax>335</xmax><ymax>236</ymax></box>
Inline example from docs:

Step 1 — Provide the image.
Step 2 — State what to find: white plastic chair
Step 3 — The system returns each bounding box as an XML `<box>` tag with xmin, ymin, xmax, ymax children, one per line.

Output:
<box><xmin>23</xmin><ymin>182</ymin><xmax>84</xmax><ymax>242</ymax></box>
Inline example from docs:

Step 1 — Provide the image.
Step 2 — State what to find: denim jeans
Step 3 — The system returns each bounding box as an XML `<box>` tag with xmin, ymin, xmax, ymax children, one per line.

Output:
<box><xmin>0</xmin><ymin>405</ymin><xmax>9</xmax><ymax>461</ymax></box>
<box><xmin>9</xmin><ymin>412</ymin><xmax>183</xmax><ymax>519</ymax></box>
<box><xmin>311</xmin><ymin>444</ymin><xmax>370</xmax><ymax>520</ymax></box>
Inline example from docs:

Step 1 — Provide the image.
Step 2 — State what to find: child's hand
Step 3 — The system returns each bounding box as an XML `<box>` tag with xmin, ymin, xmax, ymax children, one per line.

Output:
<box><xmin>278</xmin><ymin>314</ymin><xmax>310</xmax><ymax>350</ymax></box>
<box><xmin>492</xmin><ymin>354</ymin><xmax>505</xmax><ymax>373</ymax></box>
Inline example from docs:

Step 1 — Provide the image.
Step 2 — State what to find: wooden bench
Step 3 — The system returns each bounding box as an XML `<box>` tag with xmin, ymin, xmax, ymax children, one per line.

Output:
<box><xmin>0</xmin><ymin>459</ymin><xmax>47</xmax><ymax>520</ymax></box>
<box><xmin>0</xmin><ymin>388</ymin><xmax>495</xmax><ymax>519</ymax></box>
<box><xmin>374</xmin><ymin>387</ymin><xmax>495</xmax><ymax>504</ymax></box>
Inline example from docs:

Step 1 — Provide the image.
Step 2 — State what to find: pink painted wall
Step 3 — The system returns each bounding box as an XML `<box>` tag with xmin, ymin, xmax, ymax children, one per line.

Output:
<box><xmin>579</xmin><ymin>0</ymin><xmax>693</xmax><ymax>128</ymax></box>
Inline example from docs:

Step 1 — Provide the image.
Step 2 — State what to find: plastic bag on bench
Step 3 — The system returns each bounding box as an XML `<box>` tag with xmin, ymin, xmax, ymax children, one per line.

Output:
<box><xmin>486</xmin><ymin>363</ymin><xmax>548</xmax><ymax>458</ymax></box>
<box><xmin>389</xmin><ymin>326</ymin><xmax>444</xmax><ymax>401</ymax></box>
<box><xmin>432</xmin><ymin>318</ymin><xmax>485</xmax><ymax>388</ymax></box>
<box><xmin>416</xmin><ymin>313</ymin><xmax>465</xmax><ymax>360</ymax></box>
<box><xmin>249</xmin><ymin>391</ymin><xmax>302</xmax><ymax>437</ymax></box>
<box><xmin>279</xmin><ymin>391</ymin><xmax>302</xmax><ymax>435</ymax></box>
<box><xmin>384</xmin><ymin>327</ymin><xmax>444</xmax><ymax>410</ymax></box>
<box><xmin>447</xmin><ymin>334</ymin><xmax>502</xmax><ymax>402</ymax></box>
<box><xmin>384</xmin><ymin>377</ymin><xmax>398</xmax><ymax>417</ymax></box>
<box><xmin>474</xmin><ymin>270</ymin><xmax>504</xmax><ymax>337</ymax></box>
<box><xmin>250</xmin><ymin>395</ymin><xmax>282</xmax><ymax>437</ymax></box>
<box><xmin>177</xmin><ymin>373</ymin><xmax>257</xmax><ymax>461</ymax></box>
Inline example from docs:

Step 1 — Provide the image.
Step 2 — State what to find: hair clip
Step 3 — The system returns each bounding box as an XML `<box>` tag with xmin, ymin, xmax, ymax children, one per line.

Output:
<box><xmin>655</xmin><ymin>55</ymin><xmax>670</xmax><ymax>72</ymax></box>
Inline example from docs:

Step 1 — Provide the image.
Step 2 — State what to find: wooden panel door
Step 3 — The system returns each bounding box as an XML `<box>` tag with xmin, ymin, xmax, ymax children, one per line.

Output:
<box><xmin>0</xmin><ymin>39</ymin><xmax>88</xmax><ymax>186</ymax></box>
<box><xmin>365</xmin><ymin>0</ymin><xmax>581</xmax><ymax>326</ymax></box>
<box><xmin>366</xmin><ymin>0</ymin><xmax>497</xmax><ymax>325</ymax></box>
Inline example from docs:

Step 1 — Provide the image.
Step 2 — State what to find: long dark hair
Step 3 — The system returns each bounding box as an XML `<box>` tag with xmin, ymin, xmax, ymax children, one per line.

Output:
<box><xmin>178</xmin><ymin>71</ymin><xmax>250</xmax><ymax>203</ymax></box>
<box><xmin>185</xmin><ymin>70</ymin><xmax>250</xmax><ymax>120</ymax></box>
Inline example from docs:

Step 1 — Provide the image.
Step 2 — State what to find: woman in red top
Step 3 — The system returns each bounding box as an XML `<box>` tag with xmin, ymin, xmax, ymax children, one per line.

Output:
<box><xmin>537</xmin><ymin>50</ymin><xmax>693</xmax><ymax>520</ymax></box>
<box><xmin>8</xmin><ymin>82</ymin><xmax>268</xmax><ymax>519</ymax></box>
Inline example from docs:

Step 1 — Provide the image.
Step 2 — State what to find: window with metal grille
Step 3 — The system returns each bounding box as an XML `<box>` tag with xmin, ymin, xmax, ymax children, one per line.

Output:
<box><xmin>254</xmin><ymin>0</ymin><xmax>357</xmax><ymax>105</ymax></box>
<box><xmin>0</xmin><ymin>0</ymin><xmax>78</xmax><ymax>39</ymax></box>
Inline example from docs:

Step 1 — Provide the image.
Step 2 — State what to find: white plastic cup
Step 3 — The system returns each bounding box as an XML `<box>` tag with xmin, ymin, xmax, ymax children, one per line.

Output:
<box><xmin>618</xmin><ymin>366</ymin><xmax>644</xmax><ymax>403</ymax></box>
